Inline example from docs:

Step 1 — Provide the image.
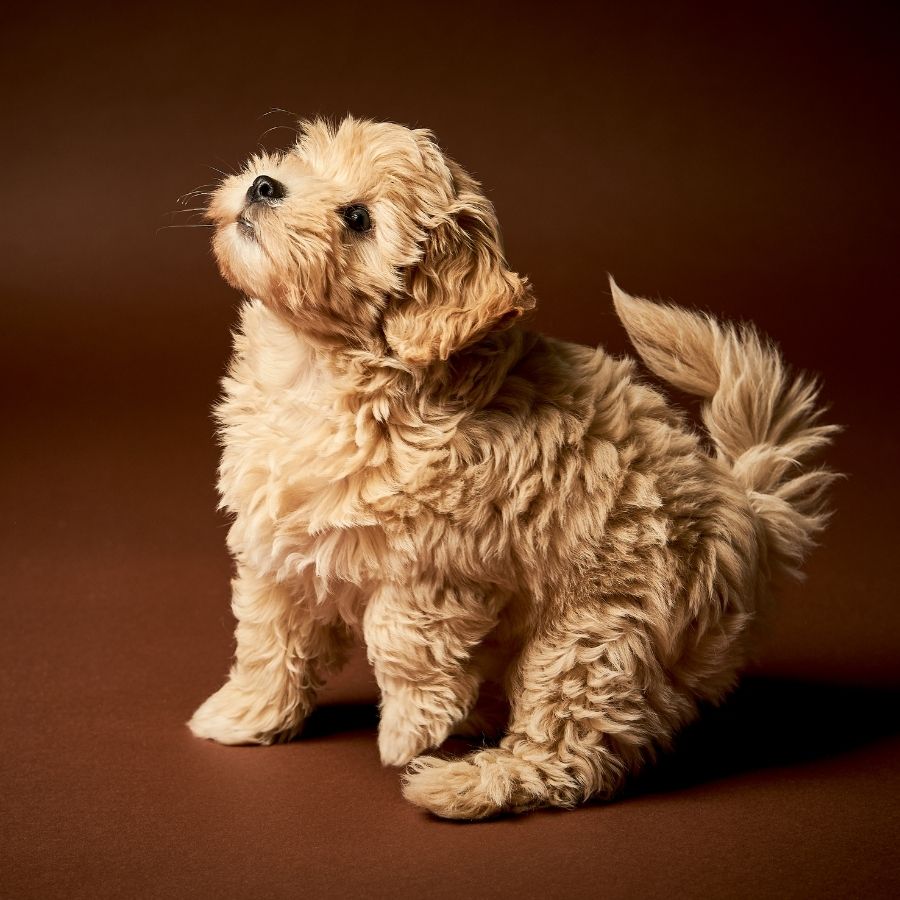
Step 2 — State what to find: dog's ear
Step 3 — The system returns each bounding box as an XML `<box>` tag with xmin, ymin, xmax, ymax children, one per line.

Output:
<box><xmin>383</xmin><ymin>150</ymin><xmax>534</xmax><ymax>366</ymax></box>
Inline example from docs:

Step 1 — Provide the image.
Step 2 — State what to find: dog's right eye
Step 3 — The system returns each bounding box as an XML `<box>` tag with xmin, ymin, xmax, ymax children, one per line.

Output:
<box><xmin>341</xmin><ymin>204</ymin><xmax>372</xmax><ymax>233</ymax></box>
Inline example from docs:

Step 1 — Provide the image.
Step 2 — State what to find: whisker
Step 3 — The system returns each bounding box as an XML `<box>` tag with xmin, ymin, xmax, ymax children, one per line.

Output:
<box><xmin>177</xmin><ymin>188</ymin><xmax>215</xmax><ymax>206</ymax></box>
<box><xmin>217</xmin><ymin>157</ymin><xmax>242</xmax><ymax>175</ymax></box>
<box><xmin>156</xmin><ymin>223</ymin><xmax>216</xmax><ymax>234</ymax></box>
<box><xmin>259</xmin><ymin>107</ymin><xmax>298</xmax><ymax>120</ymax></box>
<box><xmin>164</xmin><ymin>207</ymin><xmax>209</xmax><ymax>216</ymax></box>
<box><xmin>179</xmin><ymin>182</ymin><xmax>216</xmax><ymax>192</ymax></box>
<box><xmin>257</xmin><ymin>123</ymin><xmax>300</xmax><ymax>145</ymax></box>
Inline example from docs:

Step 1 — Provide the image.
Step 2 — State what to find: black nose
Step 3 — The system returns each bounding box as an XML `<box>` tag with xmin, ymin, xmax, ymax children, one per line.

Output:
<box><xmin>247</xmin><ymin>175</ymin><xmax>286</xmax><ymax>203</ymax></box>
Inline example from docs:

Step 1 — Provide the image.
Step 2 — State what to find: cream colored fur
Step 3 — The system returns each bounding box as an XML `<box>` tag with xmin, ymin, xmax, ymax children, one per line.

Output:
<box><xmin>188</xmin><ymin>116</ymin><xmax>838</xmax><ymax>819</ymax></box>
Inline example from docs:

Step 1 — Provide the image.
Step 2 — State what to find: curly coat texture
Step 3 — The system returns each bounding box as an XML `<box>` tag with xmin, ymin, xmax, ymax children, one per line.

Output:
<box><xmin>188</xmin><ymin>116</ymin><xmax>838</xmax><ymax>819</ymax></box>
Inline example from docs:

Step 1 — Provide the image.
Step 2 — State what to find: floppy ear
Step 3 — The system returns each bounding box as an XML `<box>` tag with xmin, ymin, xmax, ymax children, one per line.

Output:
<box><xmin>383</xmin><ymin>159</ymin><xmax>534</xmax><ymax>366</ymax></box>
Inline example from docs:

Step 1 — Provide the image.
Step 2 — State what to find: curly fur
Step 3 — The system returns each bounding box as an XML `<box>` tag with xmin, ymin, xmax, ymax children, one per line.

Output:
<box><xmin>188</xmin><ymin>116</ymin><xmax>838</xmax><ymax>819</ymax></box>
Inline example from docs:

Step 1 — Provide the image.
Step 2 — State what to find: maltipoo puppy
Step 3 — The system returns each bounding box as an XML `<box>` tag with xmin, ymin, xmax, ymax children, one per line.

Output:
<box><xmin>188</xmin><ymin>116</ymin><xmax>837</xmax><ymax>819</ymax></box>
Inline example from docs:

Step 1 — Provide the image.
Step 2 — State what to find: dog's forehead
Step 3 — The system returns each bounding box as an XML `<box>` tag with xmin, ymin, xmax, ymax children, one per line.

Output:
<box><xmin>294</xmin><ymin>119</ymin><xmax>436</xmax><ymax>194</ymax></box>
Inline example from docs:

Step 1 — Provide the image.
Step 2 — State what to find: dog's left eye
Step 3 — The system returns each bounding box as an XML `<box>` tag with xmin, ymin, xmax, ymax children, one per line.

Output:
<box><xmin>341</xmin><ymin>204</ymin><xmax>372</xmax><ymax>233</ymax></box>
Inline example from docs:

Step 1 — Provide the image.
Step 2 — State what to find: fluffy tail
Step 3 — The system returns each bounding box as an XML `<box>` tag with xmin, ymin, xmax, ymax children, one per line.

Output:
<box><xmin>403</xmin><ymin>742</ymin><xmax>604</xmax><ymax>820</ymax></box>
<box><xmin>610</xmin><ymin>276</ymin><xmax>839</xmax><ymax>579</ymax></box>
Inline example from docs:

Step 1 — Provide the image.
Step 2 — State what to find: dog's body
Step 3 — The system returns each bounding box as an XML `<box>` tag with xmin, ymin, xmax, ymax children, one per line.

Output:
<box><xmin>189</xmin><ymin>117</ymin><xmax>836</xmax><ymax>818</ymax></box>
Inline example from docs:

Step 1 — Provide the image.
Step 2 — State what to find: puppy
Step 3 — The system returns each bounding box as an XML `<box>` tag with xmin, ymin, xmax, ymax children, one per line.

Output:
<box><xmin>188</xmin><ymin>116</ymin><xmax>837</xmax><ymax>819</ymax></box>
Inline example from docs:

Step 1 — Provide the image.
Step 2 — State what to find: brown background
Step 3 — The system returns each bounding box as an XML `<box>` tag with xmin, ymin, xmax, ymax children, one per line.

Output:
<box><xmin>2</xmin><ymin>2</ymin><xmax>899</xmax><ymax>897</ymax></box>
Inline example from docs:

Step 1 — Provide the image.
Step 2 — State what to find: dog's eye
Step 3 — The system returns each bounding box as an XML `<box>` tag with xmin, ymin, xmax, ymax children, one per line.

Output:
<box><xmin>341</xmin><ymin>204</ymin><xmax>372</xmax><ymax>233</ymax></box>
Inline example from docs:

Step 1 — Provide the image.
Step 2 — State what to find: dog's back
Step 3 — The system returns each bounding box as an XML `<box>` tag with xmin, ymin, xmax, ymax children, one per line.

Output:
<box><xmin>403</xmin><ymin>285</ymin><xmax>838</xmax><ymax>819</ymax></box>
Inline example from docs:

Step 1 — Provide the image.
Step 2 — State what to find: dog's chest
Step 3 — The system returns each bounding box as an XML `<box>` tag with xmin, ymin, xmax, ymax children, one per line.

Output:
<box><xmin>214</xmin><ymin>305</ymin><xmax>421</xmax><ymax>592</ymax></box>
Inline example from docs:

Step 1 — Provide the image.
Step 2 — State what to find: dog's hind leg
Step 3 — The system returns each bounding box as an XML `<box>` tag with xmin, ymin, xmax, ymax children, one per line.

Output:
<box><xmin>188</xmin><ymin>564</ymin><xmax>351</xmax><ymax>745</ymax></box>
<box><xmin>364</xmin><ymin>579</ymin><xmax>507</xmax><ymax>767</ymax></box>
<box><xmin>403</xmin><ymin>600</ymin><xmax>699</xmax><ymax>819</ymax></box>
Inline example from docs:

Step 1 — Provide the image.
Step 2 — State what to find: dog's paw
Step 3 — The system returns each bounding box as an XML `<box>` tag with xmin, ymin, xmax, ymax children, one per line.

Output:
<box><xmin>378</xmin><ymin>719</ymin><xmax>430</xmax><ymax>767</ymax></box>
<box><xmin>187</xmin><ymin>680</ymin><xmax>301</xmax><ymax>746</ymax></box>
<box><xmin>377</xmin><ymin>704</ymin><xmax>450</xmax><ymax>767</ymax></box>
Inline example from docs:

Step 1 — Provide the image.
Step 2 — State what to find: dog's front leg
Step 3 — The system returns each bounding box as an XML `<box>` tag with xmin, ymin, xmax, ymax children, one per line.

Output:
<box><xmin>364</xmin><ymin>580</ymin><xmax>503</xmax><ymax>767</ymax></box>
<box><xmin>188</xmin><ymin>564</ymin><xmax>350</xmax><ymax>745</ymax></box>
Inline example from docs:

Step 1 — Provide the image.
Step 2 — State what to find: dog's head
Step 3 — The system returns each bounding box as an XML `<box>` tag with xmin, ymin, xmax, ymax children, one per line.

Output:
<box><xmin>207</xmin><ymin>116</ymin><xmax>533</xmax><ymax>365</ymax></box>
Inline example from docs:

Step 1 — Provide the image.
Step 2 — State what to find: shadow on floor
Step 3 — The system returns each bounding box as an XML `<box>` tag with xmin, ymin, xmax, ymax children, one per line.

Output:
<box><xmin>302</xmin><ymin>677</ymin><xmax>900</xmax><ymax>797</ymax></box>
<box><xmin>627</xmin><ymin>676</ymin><xmax>900</xmax><ymax>797</ymax></box>
<box><xmin>302</xmin><ymin>701</ymin><xmax>380</xmax><ymax>740</ymax></box>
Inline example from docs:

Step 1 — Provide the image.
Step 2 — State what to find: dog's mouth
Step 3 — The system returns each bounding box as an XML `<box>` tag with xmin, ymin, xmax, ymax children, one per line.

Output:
<box><xmin>236</xmin><ymin>213</ymin><xmax>256</xmax><ymax>240</ymax></box>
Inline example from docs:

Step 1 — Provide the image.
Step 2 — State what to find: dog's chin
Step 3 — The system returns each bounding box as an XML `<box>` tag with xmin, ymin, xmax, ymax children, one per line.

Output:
<box><xmin>212</xmin><ymin>222</ymin><xmax>273</xmax><ymax>298</ymax></box>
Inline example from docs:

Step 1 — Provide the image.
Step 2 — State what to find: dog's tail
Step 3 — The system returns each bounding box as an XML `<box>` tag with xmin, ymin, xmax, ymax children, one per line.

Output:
<box><xmin>610</xmin><ymin>277</ymin><xmax>839</xmax><ymax>580</ymax></box>
<box><xmin>403</xmin><ymin>743</ymin><xmax>596</xmax><ymax>820</ymax></box>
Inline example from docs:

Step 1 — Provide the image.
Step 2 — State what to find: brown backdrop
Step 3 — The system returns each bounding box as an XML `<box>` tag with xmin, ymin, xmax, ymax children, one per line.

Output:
<box><xmin>3</xmin><ymin>2</ymin><xmax>899</xmax><ymax>897</ymax></box>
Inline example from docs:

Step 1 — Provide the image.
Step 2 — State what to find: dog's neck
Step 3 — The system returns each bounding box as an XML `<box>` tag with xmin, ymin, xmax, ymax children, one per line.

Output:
<box><xmin>233</xmin><ymin>298</ymin><xmax>535</xmax><ymax>421</ymax></box>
